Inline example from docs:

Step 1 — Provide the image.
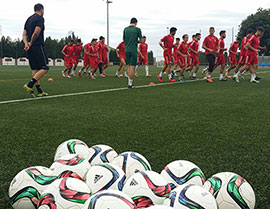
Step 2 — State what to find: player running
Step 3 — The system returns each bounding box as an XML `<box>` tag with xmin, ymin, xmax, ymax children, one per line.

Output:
<box><xmin>97</xmin><ymin>36</ymin><xmax>109</xmax><ymax>77</ymax></box>
<box><xmin>115</xmin><ymin>40</ymin><xmax>128</xmax><ymax>78</ymax></box>
<box><xmin>216</xmin><ymin>30</ymin><xmax>227</xmax><ymax>81</ymax></box>
<box><xmin>172</xmin><ymin>38</ymin><xmax>180</xmax><ymax>77</ymax></box>
<box><xmin>61</xmin><ymin>39</ymin><xmax>74</xmax><ymax>79</ymax></box>
<box><xmin>232</xmin><ymin>29</ymin><xmax>253</xmax><ymax>81</ymax></box>
<box><xmin>185</xmin><ymin>35</ymin><xmax>196</xmax><ymax>78</ymax></box>
<box><xmin>135</xmin><ymin>36</ymin><xmax>150</xmax><ymax>77</ymax></box>
<box><xmin>123</xmin><ymin>17</ymin><xmax>143</xmax><ymax>88</ymax></box>
<box><xmin>158</xmin><ymin>27</ymin><xmax>177</xmax><ymax>83</ymax></box>
<box><xmin>225</xmin><ymin>38</ymin><xmax>241</xmax><ymax>77</ymax></box>
<box><xmin>188</xmin><ymin>33</ymin><xmax>201</xmax><ymax>79</ymax></box>
<box><xmin>23</xmin><ymin>3</ymin><xmax>49</xmax><ymax>97</ymax></box>
<box><xmin>78</xmin><ymin>42</ymin><xmax>91</xmax><ymax>78</ymax></box>
<box><xmin>71</xmin><ymin>39</ymin><xmax>83</xmax><ymax>77</ymax></box>
<box><xmin>88</xmin><ymin>38</ymin><xmax>99</xmax><ymax>79</ymax></box>
<box><xmin>202</xmin><ymin>27</ymin><xmax>219</xmax><ymax>83</ymax></box>
<box><xmin>234</xmin><ymin>27</ymin><xmax>265</xmax><ymax>83</ymax></box>
<box><xmin>175</xmin><ymin>34</ymin><xmax>189</xmax><ymax>82</ymax></box>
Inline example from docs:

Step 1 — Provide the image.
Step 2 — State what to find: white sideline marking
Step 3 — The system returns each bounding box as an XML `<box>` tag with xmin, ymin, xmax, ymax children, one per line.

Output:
<box><xmin>0</xmin><ymin>70</ymin><xmax>269</xmax><ymax>105</ymax></box>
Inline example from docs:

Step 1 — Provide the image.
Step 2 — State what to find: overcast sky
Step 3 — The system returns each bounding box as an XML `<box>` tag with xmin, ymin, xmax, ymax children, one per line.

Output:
<box><xmin>0</xmin><ymin>0</ymin><xmax>269</xmax><ymax>59</ymax></box>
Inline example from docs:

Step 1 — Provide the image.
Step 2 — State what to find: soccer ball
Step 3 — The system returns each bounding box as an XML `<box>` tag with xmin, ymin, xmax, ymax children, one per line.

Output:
<box><xmin>164</xmin><ymin>184</ymin><xmax>218</xmax><ymax>209</ymax></box>
<box><xmin>37</xmin><ymin>177</ymin><xmax>91</xmax><ymax>209</ymax></box>
<box><xmin>50</xmin><ymin>154</ymin><xmax>91</xmax><ymax>179</ymax></box>
<box><xmin>122</xmin><ymin>170</ymin><xmax>171</xmax><ymax>208</ymax></box>
<box><xmin>82</xmin><ymin>190</ymin><xmax>136</xmax><ymax>209</ymax></box>
<box><xmin>9</xmin><ymin>166</ymin><xmax>53</xmax><ymax>209</ymax></box>
<box><xmin>203</xmin><ymin>172</ymin><xmax>256</xmax><ymax>209</ymax></box>
<box><xmin>160</xmin><ymin>160</ymin><xmax>205</xmax><ymax>190</ymax></box>
<box><xmin>88</xmin><ymin>144</ymin><xmax>118</xmax><ymax>166</ymax></box>
<box><xmin>111</xmin><ymin>151</ymin><xmax>151</xmax><ymax>178</ymax></box>
<box><xmin>84</xmin><ymin>163</ymin><xmax>126</xmax><ymax>194</ymax></box>
<box><xmin>54</xmin><ymin>139</ymin><xmax>90</xmax><ymax>161</ymax></box>
<box><xmin>148</xmin><ymin>206</ymin><xmax>174</xmax><ymax>209</ymax></box>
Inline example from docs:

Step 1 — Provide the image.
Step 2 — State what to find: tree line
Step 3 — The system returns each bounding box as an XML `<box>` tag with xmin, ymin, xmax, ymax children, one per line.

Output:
<box><xmin>0</xmin><ymin>35</ymin><xmax>155</xmax><ymax>65</ymax></box>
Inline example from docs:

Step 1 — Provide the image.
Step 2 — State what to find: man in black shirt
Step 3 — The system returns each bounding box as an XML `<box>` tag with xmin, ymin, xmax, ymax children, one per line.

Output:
<box><xmin>23</xmin><ymin>3</ymin><xmax>49</xmax><ymax>97</ymax></box>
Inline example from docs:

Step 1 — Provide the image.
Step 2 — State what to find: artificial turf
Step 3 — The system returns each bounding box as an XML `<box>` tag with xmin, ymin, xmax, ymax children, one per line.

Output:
<box><xmin>0</xmin><ymin>65</ymin><xmax>269</xmax><ymax>208</ymax></box>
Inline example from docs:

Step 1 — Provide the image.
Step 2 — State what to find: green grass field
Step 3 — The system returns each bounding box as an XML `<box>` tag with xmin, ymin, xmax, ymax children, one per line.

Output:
<box><xmin>0</xmin><ymin>65</ymin><xmax>270</xmax><ymax>208</ymax></box>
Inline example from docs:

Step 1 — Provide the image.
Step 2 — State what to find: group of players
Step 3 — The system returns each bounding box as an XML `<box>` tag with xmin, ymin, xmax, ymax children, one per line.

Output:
<box><xmin>60</xmin><ymin>26</ymin><xmax>265</xmax><ymax>84</ymax></box>
<box><xmin>158</xmin><ymin>26</ymin><xmax>266</xmax><ymax>83</ymax></box>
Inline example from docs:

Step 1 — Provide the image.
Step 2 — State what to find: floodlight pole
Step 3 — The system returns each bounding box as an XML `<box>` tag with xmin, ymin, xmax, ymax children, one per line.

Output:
<box><xmin>105</xmin><ymin>0</ymin><xmax>112</xmax><ymax>60</ymax></box>
<box><xmin>0</xmin><ymin>25</ymin><xmax>3</xmax><ymax>58</ymax></box>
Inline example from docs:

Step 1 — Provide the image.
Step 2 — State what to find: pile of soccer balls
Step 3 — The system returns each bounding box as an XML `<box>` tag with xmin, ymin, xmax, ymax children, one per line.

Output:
<box><xmin>9</xmin><ymin>139</ymin><xmax>256</xmax><ymax>209</ymax></box>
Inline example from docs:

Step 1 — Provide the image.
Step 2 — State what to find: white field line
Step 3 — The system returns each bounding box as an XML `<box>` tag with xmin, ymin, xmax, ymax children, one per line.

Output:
<box><xmin>0</xmin><ymin>71</ymin><xmax>269</xmax><ymax>105</ymax></box>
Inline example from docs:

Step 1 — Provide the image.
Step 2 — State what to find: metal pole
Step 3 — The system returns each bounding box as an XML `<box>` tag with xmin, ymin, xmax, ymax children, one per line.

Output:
<box><xmin>232</xmin><ymin>27</ymin><xmax>234</xmax><ymax>42</ymax></box>
<box><xmin>0</xmin><ymin>25</ymin><xmax>3</xmax><ymax>58</ymax></box>
<box><xmin>105</xmin><ymin>0</ymin><xmax>112</xmax><ymax>62</ymax></box>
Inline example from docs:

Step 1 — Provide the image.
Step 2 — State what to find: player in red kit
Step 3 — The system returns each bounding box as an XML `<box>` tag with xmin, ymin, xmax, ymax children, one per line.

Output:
<box><xmin>71</xmin><ymin>39</ymin><xmax>83</xmax><ymax>77</ymax></box>
<box><xmin>175</xmin><ymin>34</ymin><xmax>189</xmax><ymax>82</ymax></box>
<box><xmin>78</xmin><ymin>42</ymin><xmax>92</xmax><ymax>78</ymax></box>
<box><xmin>61</xmin><ymin>39</ymin><xmax>74</xmax><ymax>79</ymax></box>
<box><xmin>185</xmin><ymin>35</ymin><xmax>196</xmax><ymax>78</ymax></box>
<box><xmin>135</xmin><ymin>36</ymin><xmax>150</xmax><ymax>77</ymax></box>
<box><xmin>237</xmin><ymin>27</ymin><xmax>265</xmax><ymax>83</ymax></box>
<box><xmin>115</xmin><ymin>40</ymin><xmax>128</xmax><ymax>78</ymax></box>
<box><xmin>97</xmin><ymin>36</ymin><xmax>109</xmax><ymax>77</ymax></box>
<box><xmin>216</xmin><ymin>30</ymin><xmax>227</xmax><ymax>81</ymax></box>
<box><xmin>202</xmin><ymin>27</ymin><xmax>219</xmax><ymax>83</ymax></box>
<box><xmin>232</xmin><ymin>29</ymin><xmax>253</xmax><ymax>81</ymax></box>
<box><xmin>188</xmin><ymin>33</ymin><xmax>201</xmax><ymax>79</ymax></box>
<box><xmin>225</xmin><ymin>38</ymin><xmax>240</xmax><ymax>77</ymax></box>
<box><xmin>158</xmin><ymin>27</ymin><xmax>177</xmax><ymax>82</ymax></box>
<box><xmin>88</xmin><ymin>38</ymin><xmax>99</xmax><ymax>79</ymax></box>
<box><xmin>172</xmin><ymin>37</ymin><xmax>180</xmax><ymax>77</ymax></box>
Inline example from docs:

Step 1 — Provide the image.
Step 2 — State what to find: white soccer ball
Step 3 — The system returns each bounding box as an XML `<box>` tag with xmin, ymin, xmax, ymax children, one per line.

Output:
<box><xmin>82</xmin><ymin>190</ymin><xmax>136</xmax><ymax>209</ymax></box>
<box><xmin>111</xmin><ymin>151</ymin><xmax>151</xmax><ymax>178</ymax></box>
<box><xmin>84</xmin><ymin>163</ymin><xmax>126</xmax><ymax>194</ymax></box>
<box><xmin>164</xmin><ymin>184</ymin><xmax>218</xmax><ymax>209</ymax></box>
<box><xmin>50</xmin><ymin>154</ymin><xmax>91</xmax><ymax>179</ymax></box>
<box><xmin>203</xmin><ymin>172</ymin><xmax>256</xmax><ymax>209</ymax></box>
<box><xmin>122</xmin><ymin>170</ymin><xmax>171</xmax><ymax>208</ymax></box>
<box><xmin>88</xmin><ymin>144</ymin><xmax>118</xmax><ymax>166</ymax></box>
<box><xmin>37</xmin><ymin>177</ymin><xmax>91</xmax><ymax>209</ymax></box>
<box><xmin>54</xmin><ymin>139</ymin><xmax>90</xmax><ymax>161</ymax></box>
<box><xmin>9</xmin><ymin>166</ymin><xmax>53</xmax><ymax>209</ymax></box>
<box><xmin>160</xmin><ymin>160</ymin><xmax>206</xmax><ymax>190</ymax></box>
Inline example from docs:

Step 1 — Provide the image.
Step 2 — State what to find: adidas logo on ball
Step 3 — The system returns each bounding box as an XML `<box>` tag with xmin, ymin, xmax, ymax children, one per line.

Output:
<box><xmin>94</xmin><ymin>175</ymin><xmax>103</xmax><ymax>183</ymax></box>
<box><xmin>130</xmin><ymin>178</ymin><xmax>138</xmax><ymax>186</ymax></box>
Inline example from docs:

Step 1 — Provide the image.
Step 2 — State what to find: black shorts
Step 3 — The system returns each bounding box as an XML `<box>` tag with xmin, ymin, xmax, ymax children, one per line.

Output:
<box><xmin>27</xmin><ymin>45</ymin><xmax>49</xmax><ymax>70</ymax></box>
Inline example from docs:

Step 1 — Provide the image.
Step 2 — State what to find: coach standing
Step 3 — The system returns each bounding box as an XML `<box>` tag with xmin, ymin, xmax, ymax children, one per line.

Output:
<box><xmin>123</xmin><ymin>18</ymin><xmax>142</xmax><ymax>88</ymax></box>
<box><xmin>23</xmin><ymin>3</ymin><xmax>49</xmax><ymax>97</ymax></box>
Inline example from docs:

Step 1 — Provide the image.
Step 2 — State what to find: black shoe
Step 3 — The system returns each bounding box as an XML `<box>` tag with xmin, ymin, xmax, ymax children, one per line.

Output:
<box><xmin>128</xmin><ymin>85</ymin><xmax>134</xmax><ymax>89</ymax></box>
<box><xmin>255</xmin><ymin>76</ymin><xmax>261</xmax><ymax>81</ymax></box>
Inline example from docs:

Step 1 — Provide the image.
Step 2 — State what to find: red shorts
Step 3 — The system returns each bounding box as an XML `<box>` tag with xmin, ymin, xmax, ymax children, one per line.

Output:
<box><xmin>238</xmin><ymin>55</ymin><xmax>246</xmax><ymax>65</ymax></box>
<box><xmin>64</xmin><ymin>58</ymin><xmax>73</xmax><ymax>68</ymax></box>
<box><xmin>73</xmin><ymin>56</ymin><xmax>79</xmax><ymax>65</ymax></box>
<box><xmin>228</xmin><ymin>55</ymin><xmax>237</xmax><ymax>65</ymax></box>
<box><xmin>190</xmin><ymin>56</ymin><xmax>200</xmax><ymax>66</ymax></box>
<box><xmin>176</xmin><ymin>56</ymin><xmax>186</xmax><ymax>68</ymax></box>
<box><xmin>245</xmin><ymin>54</ymin><xmax>258</xmax><ymax>65</ymax></box>
<box><xmin>163</xmin><ymin>54</ymin><xmax>172</xmax><ymax>65</ymax></box>
<box><xmin>102</xmin><ymin>56</ymin><xmax>109</xmax><ymax>65</ymax></box>
<box><xmin>172</xmin><ymin>55</ymin><xmax>178</xmax><ymax>64</ymax></box>
<box><xmin>119</xmin><ymin>54</ymin><xmax>126</xmax><ymax>61</ymax></box>
<box><xmin>138</xmin><ymin>55</ymin><xmax>148</xmax><ymax>65</ymax></box>
<box><xmin>90</xmin><ymin>57</ymin><xmax>99</xmax><ymax>68</ymax></box>
<box><xmin>215</xmin><ymin>54</ymin><xmax>225</xmax><ymax>66</ymax></box>
<box><xmin>83</xmin><ymin>56</ymin><xmax>90</xmax><ymax>67</ymax></box>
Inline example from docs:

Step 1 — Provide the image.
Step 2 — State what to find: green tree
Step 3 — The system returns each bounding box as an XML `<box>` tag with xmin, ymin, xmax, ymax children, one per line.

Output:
<box><xmin>147</xmin><ymin>51</ymin><xmax>154</xmax><ymax>65</ymax></box>
<box><xmin>238</xmin><ymin>8</ymin><xmax>270</xmax><ymax>55</ymax></box>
